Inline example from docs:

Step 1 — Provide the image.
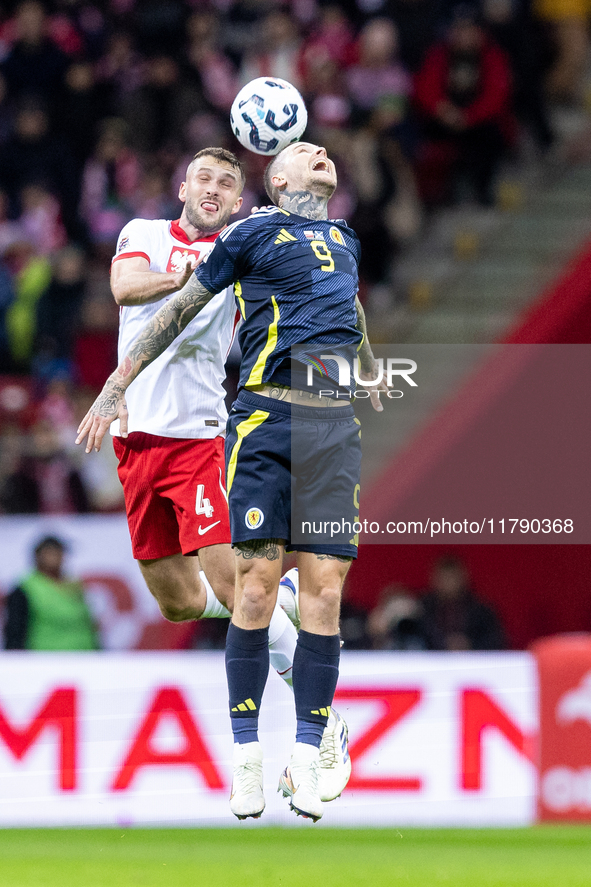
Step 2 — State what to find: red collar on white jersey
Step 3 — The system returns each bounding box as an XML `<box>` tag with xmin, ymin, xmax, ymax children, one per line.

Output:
<box><xmin>170</xmin><ymin>219</ymin><xmax>222</xmax><ymax>245</ymax></box>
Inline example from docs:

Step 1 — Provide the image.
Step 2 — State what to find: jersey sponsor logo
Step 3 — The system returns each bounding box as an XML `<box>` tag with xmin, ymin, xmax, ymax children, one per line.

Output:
<box><xmin>329</xmin><ymin>226</ymin><xmax>345</xmax><ymax>246</ymax></box>
<box><xmin>166</xmin><ymin>247</ymin><xmax>201</xmax><ymax>273</ymax></box>
<box><xmin>117</xmin><ymin>237</ymin><xmax>129</xmax><ymax>253</ymax></box>
<box><xmin>198</xmin><ymin>520</ymin><xmax>221</xmax><ymax>535</ymax></box>
<box><xmin>274</xmin><ymin>228</ymin><xmax>297</xmax><ymax>245</ymax></box>
<box><xmin>245</xmin><ymin>507</ymin><xmax>264</xmax><ymax>530</ymax></box>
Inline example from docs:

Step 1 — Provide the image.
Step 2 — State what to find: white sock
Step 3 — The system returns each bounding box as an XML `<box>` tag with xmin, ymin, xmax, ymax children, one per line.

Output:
<box><xmin>199</xmin><ymin>571</ymin><xmax>231</xmax><ymax>619</ymax></box>
<box><xmin>269</xmin><ymin>601</ymin><xmax>297</xmax><ymax>687</ymax></box>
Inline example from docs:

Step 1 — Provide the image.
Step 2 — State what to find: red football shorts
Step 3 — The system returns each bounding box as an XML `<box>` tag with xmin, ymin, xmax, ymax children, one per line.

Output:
<box><xmin>113</xmin><ymin>432</ymin><xmax>231</xmax><ymax>560</ymax></box>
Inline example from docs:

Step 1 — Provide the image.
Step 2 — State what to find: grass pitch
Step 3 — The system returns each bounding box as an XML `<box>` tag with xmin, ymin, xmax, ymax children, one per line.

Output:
<box><xmin>0</xmin><ymin>827</ymin><xmax>589</xmax><ymax>887</ymax></box>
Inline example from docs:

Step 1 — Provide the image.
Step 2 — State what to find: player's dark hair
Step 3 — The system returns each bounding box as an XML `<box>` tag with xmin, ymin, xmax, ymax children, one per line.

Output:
<box><xmin>190</xmin><ymin>147</ymin><xmax>246</xmax><ymax>191</ymax></box>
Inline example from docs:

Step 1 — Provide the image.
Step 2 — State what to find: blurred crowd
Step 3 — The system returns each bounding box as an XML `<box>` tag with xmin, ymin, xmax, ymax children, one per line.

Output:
<box><xmin>0</xmin><ymin>0</ymin><xmax>585</xmax><ymax>515</ymax></box>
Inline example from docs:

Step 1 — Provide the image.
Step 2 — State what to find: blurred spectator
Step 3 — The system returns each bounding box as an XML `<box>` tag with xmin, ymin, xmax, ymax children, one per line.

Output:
<box><xmin>0</xmin><ymin>417</ymin><xmax>89</xmax><ymax>514</ymax></box>
<box><xmin>80</xmin><ymin>117</ymin><xmax>140</xmax><ymax>246</ymax></box>
<box><xmin>55</xmin><ymin>61</ymin><xmax>108</xmax><ymax>171</ymax></box>
<box><xmin>419</xmin><ymin>555</ymin><xmax>506</xmax><ymax>651</ymax></box>
<box><xmin>0</xmin><ymin>99</ymin><xmax>78</xmax><ymax>233</ymax></box>
<box><xmin>414</xmin><ymin>4</ymin><xmax>514</xmax><ymax>206</ymax></box>
<box><xmin>239</xmin><ymin>7</ymin><xmax>303</xmax><ymax>87</ymax></box>
<box><xmin>299</xmin><ymin>3</ymin><xmax>355</xmax><ymax>86</ymax></box>
<box><xmin>346</xmin><ymin>18</ymin><xmax>413</xmax><ymax>128</ymax></box>
<box><xmin>339</xmin><ymin>583</ymin><xmax>372</xmax><ymax>649</ymax></box>
<box><xmin>0</xmin><ymin>189</ymin><xmax>25</xmax><ymax>257</ymax></box>
<box><xmin>483</xmin><ymin>0</ymin><xmax>553</xmax><ymax>151</ymax></box>
<box><xmin>131</xmin><ymin>163</ymin><xmax>179</xmax><ymax>221</ymax></box>
<box><xmin>304</xmin><ymin>54</ymin><xmax>353</xmax><ymax>132</ymax></box>
<box><xmin>3</xmin><ymin>238</ymin><xmax>52</xmax><ymax>368</ymax></box>
<box><xmin>69</xmin><ymin>385</ymin><xmax>125</xmax><ymax>512</ymax></box>
<box><xmin>388</xmin><ymin>0</ymin><xmax>443</xmax><ymax>73</ymax></box>
<box><xmin>0</xmin><ymin>260</ymin><xmax>14</xmax><ymax>371</ymax></box>
<box><xmin>222</xmin><ymin>0</ymin><xmax>280</xmax><ymax>69</ymax></box>
<box><xmin>0</xmin><ymin>0</ymin><xmax>68</xmax><ymax>116</ymax></box>
<box><xmin>72</xmin><ymin>292</ymin><xmax>118</xmax><ymax>391</ymax></box>
<box><xmin>368</xmin><ymin>584</ymin><xmax>427</xmax><ymax>650</ymax></box>
<box><xmin>534</xmin><ymin>0</ymin><xmax>589</xmax><ymax>102</ymax></box>
<box><xmin>349</xmin><ymin>96</ymin><xmax>422</xmax><ymax>290</ymax></box>
<box><xmin>19</xmin><ymin>183</ymin><xmax>67</xmax><ymax>256</ymax></box>
<box><xmin>30</xmin><ymin>244</ymin><xmax>86</xmax><ymax>391</ymax></box>
<box><xmin>121</xmin><ymin>55</ymin><xmax>205</xmax><ymax>155</ymax></box>
<box><xmin>94</xmin><ymin>30</ymin><xmax>144</xmax><ymax>115</ymax></box>
<box><xmin>0</xmin><ymin>73</ymin><xmax>12</xmax><ymax>146</ymax></box>
<box><xmin>185</xmin><ymin>9</ymin><xmax>239</xmax><ymax>113</ymax></box>
<box><xmin>343</xmin><ymin>17</ymin><xmax>419</xmax><ymax>292</ymax></box>
<box><xmin>3</xmin><ymin>535</ymin><xmax>99</xmax><ymax>650</ymax></box>
<box><xmin>132</xmin><ymin>0</ymin><xmax>188</xmax><ymax>58</ymax></box>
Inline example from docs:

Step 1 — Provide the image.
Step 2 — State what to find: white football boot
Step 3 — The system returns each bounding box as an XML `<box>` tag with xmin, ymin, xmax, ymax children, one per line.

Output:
<box><xmin>278</xmin><ymin>567</ymin><xmax>300</xmax><ymax>630</ymax></box>
<box><xmin>278</xmin><ymin>741</ymin><xmax>323</xmax><ymax>822</ymax></box>
<box><xmin>229</xmin><ymin>741</ymin><xmax>265</xmax><ymax>820</ymax></box>
<box><xmin>318</xmin><ymin>708</ymin><xmax>352</xmax><ymax>801</ymax></box>
<box><xmin>279</xmin><ymin>567</ymin><xmax>351</xmax><ymax>801</ymax></box>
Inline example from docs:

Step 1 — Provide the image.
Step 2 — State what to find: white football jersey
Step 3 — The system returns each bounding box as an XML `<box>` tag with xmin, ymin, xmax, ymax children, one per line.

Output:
<box><xmin>111</xmin><ymin>218</ymin><xmax>239</xmax><ymax>439</ymax></box>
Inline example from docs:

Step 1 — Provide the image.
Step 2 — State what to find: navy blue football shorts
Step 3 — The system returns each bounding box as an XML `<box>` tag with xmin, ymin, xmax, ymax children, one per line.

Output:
<box><xmin>225</xmin><ymin>390</ymin><xmax>361</xmax><ymax>559</ymax></box>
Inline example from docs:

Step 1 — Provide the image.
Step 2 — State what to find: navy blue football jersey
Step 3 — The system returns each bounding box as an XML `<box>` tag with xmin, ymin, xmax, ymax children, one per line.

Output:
<box><xmin>194</xmin><ymin>207</ymin><xmax>362</xmax><ymax>391</ymax></box>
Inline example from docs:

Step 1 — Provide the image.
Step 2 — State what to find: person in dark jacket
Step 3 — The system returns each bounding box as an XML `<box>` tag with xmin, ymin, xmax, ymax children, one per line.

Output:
<box><xmin>419</xmin><ymin>555</ymin><xmax>506</xmax><ymax>651</ymax></box>
<box><xmin>413</xmin><ymin>4</ymin><xmax>513</xmax><ymax>206</ymax></box>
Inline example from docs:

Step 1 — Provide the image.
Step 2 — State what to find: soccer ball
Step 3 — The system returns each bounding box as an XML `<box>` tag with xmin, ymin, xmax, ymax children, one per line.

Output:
<box><xmin>230</xmin><ymin>77</ymin><xmax>308</xmax><ymax>156</ymax></box>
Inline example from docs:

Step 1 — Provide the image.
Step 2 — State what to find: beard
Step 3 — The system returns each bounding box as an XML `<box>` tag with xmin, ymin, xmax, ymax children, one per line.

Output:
<box><xmin>184</xmin><ymin>196</ymin><xmax>233</xmax><ymax>233</ymax></box>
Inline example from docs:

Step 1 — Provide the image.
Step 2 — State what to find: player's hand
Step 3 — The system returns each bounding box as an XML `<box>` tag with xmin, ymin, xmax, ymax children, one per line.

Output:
<box><xmin>172</xmin><ymin>257</ymin><xmax>201</xmax><ymax>291</ymax></box>
<box><xmin>250</xmin><ymin>205</ymin><xmax>272</xmax><ymax>214</ymax></box>
<box><xmin>75</xmin><ymin>377</ymin><xmax>129</xmax><ymax>453</ymax></box>
<box><xmin>358</xmin><ymin>361</ymin><xmax>389</xmax><ymax>412</ymax></box>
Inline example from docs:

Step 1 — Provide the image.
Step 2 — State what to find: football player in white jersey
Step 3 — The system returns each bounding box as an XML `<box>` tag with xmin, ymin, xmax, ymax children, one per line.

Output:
<box><xmin>110</xmin><ymin>148</ymin><xmax>295</xmax><ymax>671</ymax></box>
<box><xmin>106</xmin><ymin>148</ymin><xmax>351</xmax><ymax>807</ymax></box>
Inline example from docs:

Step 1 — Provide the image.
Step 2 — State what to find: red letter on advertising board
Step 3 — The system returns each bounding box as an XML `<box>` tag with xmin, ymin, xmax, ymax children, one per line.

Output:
<box><xmin>461</xmin><ymin>688</ymin><xmax>535</xmax><ymax>791</ymax></box>
<box><xmin>0</xmin><ymin>687</ymin><xmax>77</xmax><ymax>791</ymax></box>
<box><xmin>334</xmin><ymin>687</ymin><xmax>422</xmax><ymax>791</ymax></box>
<box><xmin>112</xmin><ymin>686</ymin><xmax>226</xmax><ymax>791</ymax></box>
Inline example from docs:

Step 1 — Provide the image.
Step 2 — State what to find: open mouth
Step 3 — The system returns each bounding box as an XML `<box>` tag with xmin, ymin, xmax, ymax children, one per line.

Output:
<box><xmin>312</xmin><ymin>159</ymin><xmax>330</xmax><ymax>173</ymax></box>
<box><xmin>201</xmin><ymin>201</ymin><xmax>219</xmax><ymax>213</ymax></box>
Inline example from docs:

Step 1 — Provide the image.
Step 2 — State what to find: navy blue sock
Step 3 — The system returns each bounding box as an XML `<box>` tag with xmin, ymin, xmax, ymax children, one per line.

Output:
<box><xmin>293</xmin><ymin>630</ymin><xmax>341</xmax><ymax>748</ymax></box>
<box><xmin>225</xmin><ymin>623</ymin><xmax>269</xmax><ymax>744</ymax></box>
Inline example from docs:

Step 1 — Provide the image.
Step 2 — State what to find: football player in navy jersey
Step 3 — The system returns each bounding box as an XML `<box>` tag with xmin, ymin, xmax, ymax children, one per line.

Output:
<box><xmin>77</xmin><ymin>142</ymin><xmax>387</xmax><ymax>823</ymax></box>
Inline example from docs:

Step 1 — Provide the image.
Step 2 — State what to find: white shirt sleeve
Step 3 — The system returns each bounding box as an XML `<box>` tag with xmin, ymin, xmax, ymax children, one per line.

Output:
<box><xmin>112</xmin><ymin>219</ymin><xmax>156</xmax><ymax>266</ymax></box>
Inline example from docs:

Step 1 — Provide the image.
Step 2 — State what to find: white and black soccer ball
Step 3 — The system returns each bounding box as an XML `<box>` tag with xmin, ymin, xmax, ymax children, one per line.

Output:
<box><xmin>230</xmin><ymin>77</ymin><xmax>308</xmax><ymax>156</ymax></box>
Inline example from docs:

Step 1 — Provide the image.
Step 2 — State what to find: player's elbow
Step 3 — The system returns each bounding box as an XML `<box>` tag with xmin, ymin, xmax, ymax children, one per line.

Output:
<box><xmin>111</xmin><ymin>280</ymin><xmax>133</xmax><ymax>306</ymax></box>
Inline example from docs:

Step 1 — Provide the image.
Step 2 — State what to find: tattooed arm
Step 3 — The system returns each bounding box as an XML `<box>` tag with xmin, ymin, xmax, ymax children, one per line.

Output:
<box><xmin>76</xmin><ymin>274</ymin><xmax>217</xmax><ymax>452</ymax></box>
<box><xmin>355</xmin><ymin>295</ymin><xmax>388</xmax><ymax>413</ymax></box>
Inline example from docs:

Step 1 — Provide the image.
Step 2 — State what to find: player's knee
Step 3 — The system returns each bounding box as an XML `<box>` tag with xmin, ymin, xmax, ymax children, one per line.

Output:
<box><xmin>159</xmin><ymin>603</ymin><xmax>186</xmax><ymax>622</ymax></box>
<box><xmin>307</xmin><ymin>583</ymin><xmax>342</xmax><ymax>618</ymax></box>
<box><xmin>156</xmin><ymin>595</ymin><xmax>195</xmax><ymax>622</ymax></box>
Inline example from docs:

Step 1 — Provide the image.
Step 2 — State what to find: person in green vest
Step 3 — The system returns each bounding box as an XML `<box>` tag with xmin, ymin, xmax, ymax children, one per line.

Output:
<box><xmin>3</xmin><ymin>535</ymin><xmax>99</xmax><ymax>650</ymax></box>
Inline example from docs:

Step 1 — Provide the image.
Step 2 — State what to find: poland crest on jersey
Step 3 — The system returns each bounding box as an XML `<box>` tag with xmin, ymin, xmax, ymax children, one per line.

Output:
<box><xmin>166</xmin><ymin>247</ymin><xmax>200</xmax><ymax>273</ymax></box>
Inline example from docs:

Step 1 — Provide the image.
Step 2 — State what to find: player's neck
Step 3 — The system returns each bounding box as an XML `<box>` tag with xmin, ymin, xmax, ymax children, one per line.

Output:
<box><xmin>178</xmin><ymin>215</ymin><xmax>223</xmax><ymax>242</ymax></box>
<box><xmin>278</xmin><ymin>189</ymin><xmax>329</xmax><ymax>220</ymax></box>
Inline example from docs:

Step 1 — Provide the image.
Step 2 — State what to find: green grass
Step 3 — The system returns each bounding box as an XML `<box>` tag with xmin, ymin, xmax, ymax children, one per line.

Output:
<box><xmin>0</xmin><ymin>827</ymin><xmax>589</xmax><ymax>887</ymax></box>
